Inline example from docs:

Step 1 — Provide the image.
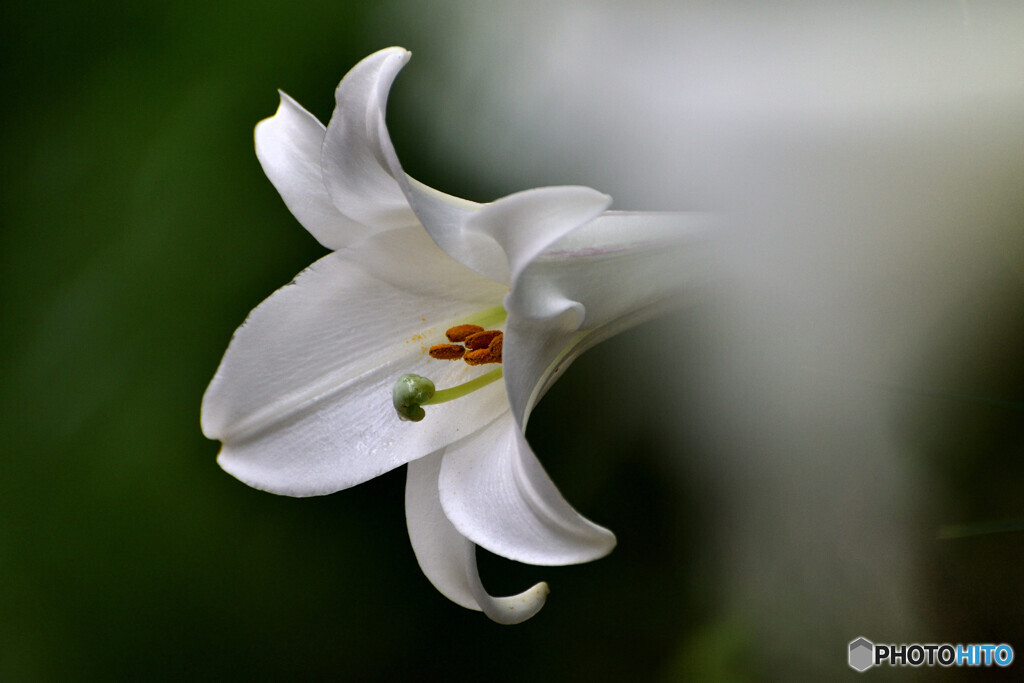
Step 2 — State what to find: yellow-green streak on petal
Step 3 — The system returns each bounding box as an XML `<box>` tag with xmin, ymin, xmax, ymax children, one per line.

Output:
<box><xmin>457</xmin><ymin>305</ymin><xmax>507</xmax><ymax>330</ymax></box>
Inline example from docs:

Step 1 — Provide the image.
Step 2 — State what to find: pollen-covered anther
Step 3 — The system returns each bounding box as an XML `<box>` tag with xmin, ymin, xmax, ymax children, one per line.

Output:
<box><xmin>488</xmin><ymin>334</ymin><xmax>502</xmax><ymax>362</ymax></box>
<box><xmin>464</xmin><ymin>330</ymin><xmax>502</xmax><ymax>350</ymax></box>
<box><xmin>463</xmin><ymin>349</ymin><xmax>499</xmax><ymax>366</ymax></box>
<box><xmin>428</xmin><ymin>344</ymin><xmax>466</xmax><ymax>360</ymax></box>
<box><xmin>445</xmin><ymin>324</ymin><xmax>484</xmax><ymax>343</ymax></box>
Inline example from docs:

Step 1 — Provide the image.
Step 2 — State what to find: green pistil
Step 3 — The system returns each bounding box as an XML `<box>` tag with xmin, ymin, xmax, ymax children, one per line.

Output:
<box><xmin>392</xmin><ymin>368</ymin><xmax>503</xmax><ymax>422</ymax></box>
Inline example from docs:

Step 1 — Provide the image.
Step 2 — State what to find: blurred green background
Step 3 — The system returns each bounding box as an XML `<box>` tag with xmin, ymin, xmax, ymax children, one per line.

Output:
<box><xmin>1</xmin><ymin>1</ymin><xmax>1021</xmax><ymax>680</ymax></box>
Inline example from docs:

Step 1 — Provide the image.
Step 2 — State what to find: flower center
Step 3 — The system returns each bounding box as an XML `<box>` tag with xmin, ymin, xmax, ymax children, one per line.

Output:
<box><xmin>392</xmin><ymin>309</ymin><xmax>508</xmax><ymax>422</ymax></box>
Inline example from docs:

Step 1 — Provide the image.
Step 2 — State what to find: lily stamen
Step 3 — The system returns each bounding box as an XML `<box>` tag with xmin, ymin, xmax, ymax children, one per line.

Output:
<box><xmin>428</xmin><ymin>344</ymin><xmax>466</xmax><ymax>360</ymax></box>
<box><xmin>434</xmin><ymin>326</ymin><xmax>504</xmax><ymax>366</ymax></box>
<box><xmin>464</xmin><ymin>338</ymin><xmax>502</xmax><ymax>366</ymax></box>
<box><xmin>445</xmin><ymin>324</ymin><xmax>484</xmax><ymax>342</ymax></box>
<box><xmin>464</xmin><ymin>330</ymin><xmax>502</xmax><ymax>350</ymax></box>
<box><xmin>431</xmin><ymin>329</ymin><xmax>504</xmax><ymax>364</ymax></box>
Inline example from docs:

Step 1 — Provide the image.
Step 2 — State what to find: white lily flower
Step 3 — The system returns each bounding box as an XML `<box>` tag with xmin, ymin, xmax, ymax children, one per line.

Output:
<box><xmin>201</xmin><ymin>47</ymin><xmax>709</xmax><ymax>623</ymax></box>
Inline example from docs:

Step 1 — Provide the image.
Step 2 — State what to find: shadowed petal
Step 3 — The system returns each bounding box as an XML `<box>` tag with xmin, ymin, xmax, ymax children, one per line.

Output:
<box><xmin>400</xmin><ymin>177</ymin><xmax>503</xmax><ymax>282</ymax></box>
<box><xmin>406</xmin><ymin>451</ymin><xmax>549</xmax><ymax>624</ymax></box>
<box><xmin>438</xmin><ymin>414</ymin><xmax>616</xmax><ymax>565</ymax></box>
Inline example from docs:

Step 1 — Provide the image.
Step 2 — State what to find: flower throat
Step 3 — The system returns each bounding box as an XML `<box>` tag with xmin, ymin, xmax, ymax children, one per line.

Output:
<box><xmin>392</xmin><ymin>308</ymin><xmax>507</xmax><ymax>422</ymax></box>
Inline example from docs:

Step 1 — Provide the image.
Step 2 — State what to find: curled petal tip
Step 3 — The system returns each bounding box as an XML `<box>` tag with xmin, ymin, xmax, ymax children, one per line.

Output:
<box><xmin>480</xmin><ymin>581</ymin><xmax>550</xmax><ymax>625</ymax></box>
<box><xmin>376</xmin><ymin>46</ymin><xmax>412</xmax><ymax>64</ymax></box>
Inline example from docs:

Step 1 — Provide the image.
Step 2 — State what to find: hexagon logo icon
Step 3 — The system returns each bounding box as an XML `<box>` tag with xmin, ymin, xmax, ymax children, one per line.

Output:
<box><xmin>849</xmin><ymin>637</ymin><xmax>874</xmax><ymax>672</ymax></box>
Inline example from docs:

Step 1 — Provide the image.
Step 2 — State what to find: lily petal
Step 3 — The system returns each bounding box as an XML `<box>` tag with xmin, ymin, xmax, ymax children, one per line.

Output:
<box><xmin>338</xmin><ymin>49</ymin><xmax>500</xmax><ymax>280</ymax></box>
<box><xmin>406</xmin><ymin>451</ymin><xmax>549</xmax><ymax>624</ymax></box>
<box><xmin>389</xmin><ymin>180</ymin><xmax>613</xmax><ymax>286</ymax></box>
<box><xmin>399</xmin><ymin>176</ymin><xmax>504</xmax><ymax>282</ymax></box>
<box><xmin>202</xmin><ymin>226</ymin><xmax>508</xmax><ymax>496</ymax></box>
<box><xmin>462</xmin><ymin>186</ymin><xmax>612</xmax><ymax>284</ymax></box>
<box><xmin>345</xmin><ymin>49</ymin><xmax>612</xmax><ymax>285</ymax></box>
<box><xmin>320</xmin><ymin>47</ymin><xmax>422</xmax><ymax>231</ymax></box>
<box><xmin>254</xmin><ymin>92</ymin><xmax>371</xmax><ymax>250</ymax></box>
<box><xmin>504</xmin><ymin>211</ymin><xmax>714</xmax><ymax>421</ymax></box>
<box><xmin>438</xmin><ymin>413</ymin><xmax>616</xmax><ymax>565</ymax></box>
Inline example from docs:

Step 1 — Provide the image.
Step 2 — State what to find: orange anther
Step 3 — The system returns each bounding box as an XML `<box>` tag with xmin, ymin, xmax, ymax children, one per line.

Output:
<box><xmin>465</xmin><ymin>330</ymin><xmax>502</xmax><ymax>350</ymax></box>
<box><xmin>445</xmin><ymin>324</ymin><xmax>484</xmax><ymax>343</ymax></box>
<box><xmin>487</xmin><ymin>334</ymin><xmax>502</xmax><ymax>362</ymax></box>
<box><xmin>464</xmin><ymin>348</ymin><xmax>500</xmax><ymax>366</ymax></box>
<box><xmin>428</xmin><ymin>344</ymin><xmax>465</xmax><ymax>360</ymax></box>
